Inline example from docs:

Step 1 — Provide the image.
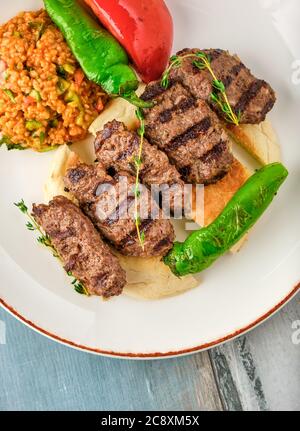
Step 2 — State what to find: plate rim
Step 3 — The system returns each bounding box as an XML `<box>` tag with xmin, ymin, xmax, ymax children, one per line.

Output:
<box><xmin>1</xmin><ymin>281</ymin><xmax>299</xmax><ymax>359</ymax></box>
<box><xmin>1</xmin><ymin>0</ymin><xmax>299</xmax><ymax>360</ymax></box>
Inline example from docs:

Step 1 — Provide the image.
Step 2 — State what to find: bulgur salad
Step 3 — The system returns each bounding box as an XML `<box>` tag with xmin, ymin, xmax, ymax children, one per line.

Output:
<box><xmin>0</xmin><ymin>9</ymin><xmax>106</xmax><ymax>151</ymax></box>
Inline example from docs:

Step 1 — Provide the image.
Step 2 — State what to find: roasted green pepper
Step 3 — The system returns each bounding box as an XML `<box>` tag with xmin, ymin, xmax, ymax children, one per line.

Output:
<box><xmin>44</xmin><ymin>0</ymin><xmax>151</xmax><ymax>108</ymax></box>
<box><xmin>164</xmin><ymin>163</ymin><xmax>288</xmax><ymax>276</ymax></box>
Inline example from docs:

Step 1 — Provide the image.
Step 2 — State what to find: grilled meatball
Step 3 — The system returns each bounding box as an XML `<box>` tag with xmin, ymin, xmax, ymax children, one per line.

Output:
<box><xmin>32</xmin><ymin>196</ymin><xmax>126</xmax><ymax>298</ymax></box>
<box><xmin>169</xmin><ymin>48</ymin><xmax>276</xmax><ymax>124</ymax></box>
<box><xmin>64</xmin><ymin>164</ymin><xmax>175</xmax><ymax>257</ymax></box>
<box><xmin>141</xmin><ymin>81</ymin><xmax>234</xmax><ymax>184</ymax></box>
<box><xmin>94</xmin><ymin>120</ymin><xmax>185</xmax><ymax>214</ymax></box>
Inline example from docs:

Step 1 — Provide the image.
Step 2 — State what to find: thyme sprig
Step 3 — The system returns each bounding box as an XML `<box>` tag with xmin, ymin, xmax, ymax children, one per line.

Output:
<box><xmin>161</xmin><ymin>55</ymin><xmax>182</xmax><ymax>89</ymax></box>
<box><xmin>67</xmin><ymin>272</ymin><xmax>89</xmax><ymax>296</ymax></box>
<box><xmin>14</xmin><ymin>200</ymin><xmax>56</xmax><ymax>255</ymax></box>
<box><xmin>160</xmin><ymin>52</ymin><xmax>240</xmax><ymax>126</ymax></box>
<box><xmin>134</xmin><ymin>109</ymin><xmax>146</xmax><ymax>250</ymax></box>
<box><xmin>14</xmin><ymin>199</ymin><xmax>89</xmax><ymax>295</ymax></box>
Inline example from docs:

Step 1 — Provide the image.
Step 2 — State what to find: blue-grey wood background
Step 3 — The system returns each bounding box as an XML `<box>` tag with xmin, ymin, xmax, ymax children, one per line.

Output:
<box><xmin>0</xmin><ymin>293</ymin><xmax>299</xmax><ymax>411</ymax></box>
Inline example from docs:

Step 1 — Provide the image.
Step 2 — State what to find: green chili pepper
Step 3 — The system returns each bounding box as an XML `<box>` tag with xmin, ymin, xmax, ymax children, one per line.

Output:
<box><xmin>164</xmin><ymin>163</ymin><xmax>289</xmax><ymax>277</ymax></box>
<box><xmin>43</xmin><ymin>0</ymin><xmax>152</xmax><ymax>108</ymax></box>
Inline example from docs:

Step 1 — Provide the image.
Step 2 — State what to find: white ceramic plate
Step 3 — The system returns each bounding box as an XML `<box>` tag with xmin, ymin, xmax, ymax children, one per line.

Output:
<box><xmin>0</xmin><ymin>0</ymin><xmax>299</xmax><ymax>358</ymax></box>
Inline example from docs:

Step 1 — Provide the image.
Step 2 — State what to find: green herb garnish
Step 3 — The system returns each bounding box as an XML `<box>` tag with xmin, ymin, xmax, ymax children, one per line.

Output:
<box><xmin>71</xmin><ymin>276</ymin><xmax>89</xmax><ymax>296</ymax></box>
<box><xmin>62</xmin><ymin>63</ymin><xmax>76</xmax><ymax>75</ymax></box>
<box><xmin>24</xmin><ymin>65</ymin><xmax>33</xmax><ymax>73</ymax></box>
<box><xmin>29</xmin><ymin>89</ymin><xmax>42</xmax><ymax>102</ymax></box>
<box><xmin>0</xmin><ymin>136</ymin><xmax>25</xmax><ymax>151</ymax></box>
<box><xmin>25</xmin><ymin>120</ymin><xmax>42</xmax><ymax>131</ymax></box>
<box><xmin>3</xmin><ymin>89</ymin><xmax>16</xmax><ymax>103</ymax></box>
<box><xmin>15</xmin><ymin>199</ymin><xmax>89</xmax><ymax>295</ymax></box>
<box><xmin>39</xmin><ymin>131</ymin><xmax>46</xmax><ymax>144</ymax></box>
<box><xmin>161</xmin><ymin>51</ymin><xmax>240</xmax><ymax>126</ymax></box>
<box><xmin>161</xmin><ymin>55</ymin><xmax>182</xmax><ymax>89</ymax></box>
<box><xmin>57</xmin><ymin>78</ymin><xmax>70</xmax><ymax>95</ymax></box>
<box><xmin>49</xmin><ymin>117</ymin><xmax>59</xmax><ymax>128</ymax></box>
<box><xmin>28</xmin><ymin>21</ymin><xmax>46</xmax><ymax>40</ymax></box>
<box><xmin>56</xmin><ymin>65</ymin><xmax>67</xmax><ymax>79</ymax></box>
<box><xmin>14</xmin><ymin>199</ymin><xmax>56</xmax><ymax>255</ymax></box>
<box><xmin>37</xmin><ymin>145</ymin><xmax>59</xmax><ymax>153</ymax></box>
<box><xmin>134</xmin><ymin>108</ymin><xmax>146</xmax><ymax>250</ymax></box>
<box><xmin>6</xmin><ymin>143</ymin><xmax>26</xmax><ymax>151</ymax></box>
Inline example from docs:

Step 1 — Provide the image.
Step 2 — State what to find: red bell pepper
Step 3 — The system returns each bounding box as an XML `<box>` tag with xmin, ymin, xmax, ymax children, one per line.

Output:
<box><xmin>84</xmin><ymin>0</ymin><xmax>173</xmax><ymax>83</ymax></box>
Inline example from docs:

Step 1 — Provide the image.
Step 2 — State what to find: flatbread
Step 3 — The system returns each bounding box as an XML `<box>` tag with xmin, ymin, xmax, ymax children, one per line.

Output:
<box><xmin>226</xmin><ymin>119</ymin><xmax>281</xmax><ymax>165</ymax></box>
<box><xmin>192</xmin><ymin>158</ymin><xmax>250</xmax><ymax>226</ymax></box>
<box><xmin>192</xmin><ymin>158</ymin><xmax>250</xmax><ymax>253</ymax></box>
<box><xmin>43</xmin><ymin>145</ymin><xmax>80</xmax><ymax>204</ymax></box>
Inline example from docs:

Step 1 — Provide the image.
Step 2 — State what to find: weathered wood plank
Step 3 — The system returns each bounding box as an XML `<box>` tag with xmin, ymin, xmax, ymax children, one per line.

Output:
<box><xmin>209</xmin><ymin>294</ymin><xmax>300</xmax><ymax>411</ymax></box>
<box><xmin>0</xmin><ymin>308</ymin><xmax>222</xmax><ymax>411</ymax></box>
<box><xmin>1</xmin><ymin>295</ymin><xmax>299</xmax><ymax>411</ymax></box>
<box><xmin>209</xmin><ymin>347</ymin><xmax>243</xmax><ymax>411</ymax></box>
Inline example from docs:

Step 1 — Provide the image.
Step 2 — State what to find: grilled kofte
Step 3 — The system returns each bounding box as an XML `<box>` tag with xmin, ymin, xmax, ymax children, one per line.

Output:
<box><xmin>64</xmin><ymin>163</ymin><xmax>175</xmax><ymax>257</ymax></box>
<box><xmin>32</xmin><ymin>196</ymin><xmax>126</xmax><ymax>298</ymax></box>
<box><xmin>166</xmin><ymin>49</ymin><xmax>276</xmax><ymax>124</ymax></box>
<box><xmin>141</xmin><ymin>81</ymin><xmax>234</xmax><ymax>184</ymax></box>
<box><xmin>140</xmin><ymin>48</ymin><xmax>276</xmax><ymax>185</ymax></box>
<box><xmin>94</xmin><ymin>120</ymin><xmax>185</xmax><ymax>213</ymax></box>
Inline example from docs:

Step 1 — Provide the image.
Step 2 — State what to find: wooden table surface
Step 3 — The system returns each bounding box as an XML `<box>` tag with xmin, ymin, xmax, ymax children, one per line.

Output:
<box><xmin>0</xmin><ymin>0</ymin><xmax>299</xmax><ymax>414</ymax></box>
<box><xmin>0</xmin><ymin>293</ymin><xmax>299</xmax><ymax>412</ymax></box>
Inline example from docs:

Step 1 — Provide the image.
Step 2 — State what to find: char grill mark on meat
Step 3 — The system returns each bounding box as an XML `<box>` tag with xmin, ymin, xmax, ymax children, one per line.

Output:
<box><xmin>204</xmin><ymin>49</ymin><xmax>276</xmax><ymax>123</ymax></box>
<box><xmin>179</xmin><ymin>139</ymin><xmax>233</xmax><ymax>185</ymax></box>
<box><xmin>261</xmin><ymin>99</ymin><xmax>276</xmax><ymax>118</ymax></box>
<box><xmin>118</xmin><ymin>220</ymin><xmax>173</xmax><ymax>255</ymax></box>
<box><xmin>205</xmin><ymin>48</ymin><xmax>224</xmax><ymax>62</ymax></box>
<box><xmin>67</xmin><ymin>168</ymin><xmax>86</xmax><ymax>184</ymax></box>
<box><xmin>222</xmin><ymin>63</ymin><xmax>246</xmax><ymax>88</ymax></box>
<box><xmin>103</xmin><ymin>195</ymin><xmax>135</xmax><ymax>227</ymax></box>
<box><xmin>94</xmin><ymin>120</ymin><xmax>185</xmax><ymax>213</ymax></box>
<box><xmin>140</xmin><ymin>79</ymin><xmax>177</xmax><ymax>102</ymax></box>
<box><xmin>176</xmin><ymin>48</ymin><xmax>224</xmax><ymax>62</ymax></box>
<box><xmin>171</xmin><ymin>48</ymin><xmax>276</xmax><ymax>124</ymax></box>
<box><xmin>67</xmin><ymin>166</ymin><xmax>113</xmax><ymax>202</ymax></box>
<box><xmin>201</xmin><ymin>140</ymin><xmax>227</xmax><ymax>162</ymax></box>
<box><xmin>64</xmin><ymin>163</ymin><xmax>175</xmax><ymax>257</ymax></box>
<box><xmin>159</xmin><ymin>97</ymin><xmax>195</xmax><ymax>124</ymax></box>
<box><xmin>153</xmin><ymin>237</ymin><xmax>174</xmax><ymax>253</ymax></box>
<box><xmin>119</xmin><ymin>219</ymin><xmax>154</xmax><ymax>250</ymax></box>
<box><xmin>234</xmin><ymin>79</ymin><xmax>267</xmax><ymax>116</ymax></box>
<box><xmin>167</xmin><ymin>117</ymin><xmax>211</xmax><ymax>151</ymax></box>
<box><xmin>141</xmin><ymin>80</ymin><xmax>234</xmax><ymax>184</ymax></box>
<box><xmin>32</xmin><ymin>196</ymin><xmax>126</xmax><ymax>298</ymax></box>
